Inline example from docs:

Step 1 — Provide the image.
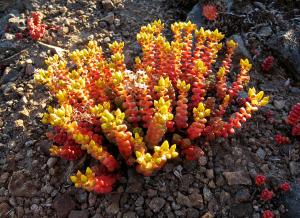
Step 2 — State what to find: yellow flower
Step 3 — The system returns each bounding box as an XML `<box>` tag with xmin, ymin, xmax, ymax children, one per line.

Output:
<box><xmin>248</xmin><ymin>87</ymin><xmax>269</xmax><ymax>107</ymax></box>
<box><xmin>193</xmin><ymin>103</ymin><xmax>211</xmax><ymax>120</ymax></box>
<box><xmin>240</xmin><ymin>59</ymin><xmax>252</xmax><ymax>71</ymax></box>
<box><xmin>226</xmin><ymin>40</ymin><xmax>238</xmax><ymax>49</ymax></box>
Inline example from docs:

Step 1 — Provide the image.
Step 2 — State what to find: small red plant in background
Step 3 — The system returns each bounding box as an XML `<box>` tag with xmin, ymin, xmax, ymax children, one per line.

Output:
<box><xmin>255</xmin><ymin>175</ymin><xmax>266</xmax><ymax>186</ymax></box>
<box><xmin>261</xmin><ymin>56</ymin><xmax>274</xmax><ymax>72</ymax></box>
<box><xmin>254</xmin><ymin>174</ymin><xmax>291</xmax><ymax>216</ymax></box>
<box><xmin>202</xmin><ymin>4</ymin><xmax>218</xmax><ymax>21</ymax></box>
<box><xmin>27</xmin><ymin>11</ymin><xmax>47</xmax><ymax>40</ymax></box>
<box><xmin>260</xmin><ymin>188</ymin><xmax>274</xmax><ymax>201</ymax></box>
<box><xmin>279</xmin><ymin>182</ymin><xmax>291</xmax><ymax>192</ymax></box>
<box><xmin>274</xmin><ymin>134</ymin><xmax>290</xmax><ymax>144</ymax></box>
<box><xmin>287</xmin><ymin>103</ymin><xmax>300</xmax><ymax>136</ymax></box>
<box><xmin>262</xmin><ymin>210</ymin><xmax>275</xmax><ymax>218</ymax></box>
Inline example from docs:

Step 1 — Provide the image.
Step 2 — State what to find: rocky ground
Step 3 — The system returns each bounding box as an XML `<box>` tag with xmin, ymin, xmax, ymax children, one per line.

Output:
<box><xmin>0</xmin><ymin>0</ymin><xmax>300</xmax><ymax>217</ymax></box>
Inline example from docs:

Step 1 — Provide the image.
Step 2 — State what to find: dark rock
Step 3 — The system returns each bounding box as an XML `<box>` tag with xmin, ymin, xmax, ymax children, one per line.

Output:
<box><xmin>289</xmin><ymin>161</ymin><xmax>300</xmax><ymax>176</ymax></box>
<box><xmin>135</xmin><ymin>196</ymin><xmax>144</xmax><ymax>207</ymax></box>
<box><xmin>189</xmin><ymin>192</ymin><xmax>204</xmax><ymax>209</ymax></box>
<box><xmin>102</xmin><ymin>12</ymin><xmax>114</xmax><ymax>25</ymax></box>
<box><xmin>273</xmin><ymin>100</ymin><xmax>286</xmax><ymax>110</ymax></box>
<box><xmin>176</xmin><ymin>191</ymin><xmax>203</xmax><ymax>208</ymax></box>
<box><xmin>268</xmin><ymin>29</ymin><xmax>300</xmax><ymax>81</ymax></box>
<box><xmin>203</xmin><ymin>186</ymin><xmax>213</xmax><ymax>201</ymax></box>
<box><xmin>186</xmin><ymin>208</ymin><xmax>200</xmax><ymax>218</ymax></box>
<box><xmin>122</xmin><ymin>211</ymin><xmax>136</xmax><ymax>218</ymax></box>
<box><xmin>220</xmin><ymin>190</ymin><xmax>231</xmax><ymax>206</ymax></box>
<box><xmin>223</xmin><ymin>171</ymin><xmax>252</xmax><ymax>185</ymax></box>
<box><xmin>148</xmin><ymin>197</ymin><xmax>165</xmax><ymax>213</ymax></box>
<box><xmin>53</xmin><ymin>193</ymin><xmax>76</xmax><ymax>218</ymax></box>
<box><xmin>75</xmin><ymin>190</ymin><xmax>87</xmax><ymax>203</ymax></box>
<box><xmin>258</xmin><ymin>26</ymin><xmax>273</xmax><ymax>37</ymax></box>
<box><xmin>230</xmin><ymin>203</ymin><xmax>253</xmax><ymax>217</ymax></box>
<box><xmin>37</xmin><ymin>140</ymin><xmax>52</xmax><ymax>155</ymax></box>
<box><xmin>106</xmin><ymin>202</ymin><xmax>119</xmax><ymax>215</ymax></box>
<box><xmin>0</xmin><ymin>172</ymin><xmax>9</xmax><ymax>184</ymax></box>
<box><xmin>8</xmin><ymin>170</ymin><xmax>38</xmax><ymax>197</ymax></box>
<box><xmin>256</xmin><ymin>147</ymin><xmax>266</xmax><ymax>160</ymax></box>
<box><xmin>68</xmin><ymin>210</ymin><xmax>89</xmax><ymax>218</ymax></box>
<box><xmin>0</xmin><ymin>202</ymin><xmax>11</xmax><ymax>217</ymax></box>
<box><xmin>234</xmin><ymin>189</ymin><xmax>250</xmax><ymax>203</ymax></box>
<box><xmin>0</xmin><ymin>67</ymin><xmax>20</xmax><ymax>85</ymax></box>
<box><xmin>186</xmin><ymin>3</ymin><xmax>205</xmax><ymax>28</ymax></box>
<box><xmin>102</xmin><ymin>0</ymin><xmax>114</xmax><ymax>10</ymax></box>
<box><xmin>229</xmin><ymin>34</ymin><xmax>252</xmax><ymax>61</ymax></box>
<box><xmin>126</xmin><ymin>170</ymin><xmax>144</xmax><ymax>193</ymax></box>
<box><xmin>282</xmin><ymin>183</ymin><xmax>300</xmax><ymax>218</ymax></box>
<box><xmin>0</xmin><ymin>0</ymin><xmax>15</xmax><ymax>12</ymax></box>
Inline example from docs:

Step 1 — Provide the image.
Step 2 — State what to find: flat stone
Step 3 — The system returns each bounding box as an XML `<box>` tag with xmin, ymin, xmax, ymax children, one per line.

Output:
<box><xmin>234</xmin><ymin>188</ymin><xmax>250</xmax><ymax>203</ymax></box>
<box><xmin>176</xmin><ymin>192</ymin><xmax>191</xmax><ymax>207</ymax></box>
<box><xmin>289</xmin><ymin>161</ymin><xmax>300</xmax><ymax>176</ymax></box>
<box><xmin>231</xmin><ymin>203</ymin><xmax>253</xmax><ymax>217</ymax></box>
<box><xmin>68</xmin><ymin>210</ymin><xmax>89</xmax><ymax>218</ymax></box>
<box><xmin>0</xmin><ymin>67</ymin><xmax>20</xmax><ymax>84</ymax></box>
<box><xmin>258</xmin><ymin>26</ymin><xmax>273</xmax><ymax>37</ymax></box>
<box><xmin>47</xmin><ymin>157</ymin><xmax>57</xmax><ymax>168</ymax></box>
<box><xmin>102</xmin><ymin>12</ymin><xmax>114</xmax><ymax>25</ymax></box>
<box><xmin>256</xmin><ymin>147</ymin><xmax>266</xmax><ymax>160</ymax></box>
<box><xmin>223</xmin><ymin>171</ymin><xmax>252</xmax><ymax>186</ymax></box>
<box><xmin>53</xmin><ymin>193</ymin><xmax>76</xmax><ymax>218</ymax></box>
<box><xmin>203</xmin><ymin>186</ymin><xmax>213</xmax><ymax>201</ymax></box>
<box><xmin>148</xmin><ymin>197</ymin><xmax>165</xmax><ymax>213</ymax></box>
<box><xmin>8</xmin><ymin>170</ymin><xmax>38</xmax><ymax>197</ymax></box>
<box><xmin>274</xmin><ymin>100</ymin><xmax>286</xmax><ymax>110</ymax></box>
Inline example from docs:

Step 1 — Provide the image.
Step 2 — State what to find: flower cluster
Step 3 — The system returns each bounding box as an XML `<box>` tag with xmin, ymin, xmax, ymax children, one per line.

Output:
<box><xmin>287</xmin><ymin>102</ymin><xmax>300</xmax><ymax>136</ymax></box>
<box><xmin>202</xmin><ymin>4</ymin><xmax>218</xmax><ymax>21</ymax></box>
<box><xmin>274</xmin><ymin>134</ymin><xmax>290</xmax><ymax>144</ymax></box>
<box><xmin>27</xmin><ymin>11</ymin><xmax>47</xmax><ymax>40</ymax></box>
<box><xmin>261</xmin><ymin>56</ymin><xmax>274</xmax><ymax>72</ymax></box>
<box><xmin>35</xmin><ymin>21</ymin><xmax>269</xmax><ymax>193</ymax></box>
<box><xmin>254</xmin><ymin>174</ymin><xmax>291</xmax><ymax>217</ymax></box>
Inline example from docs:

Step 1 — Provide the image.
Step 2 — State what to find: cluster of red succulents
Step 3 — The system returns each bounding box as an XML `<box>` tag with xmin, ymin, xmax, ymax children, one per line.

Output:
<box><xmin>262</xmin><ymin>210</ymin><xmax>275</xmax><ymax>218</ymax></box>
<box><xmin>202</xmin><ymin>4</ymin><xmax>218</xmax><ymax>21</ymax></box>
<box><xmin>27</xmin><ymin>11</ymin><xmax>47</xmax><ymax>40</ymax></box>
<box><xmin>274</xmin><ymin>134</ymin><xmax>290</xmax><ymax>144</ymax></box>
<box><xmin>287</xmin><ymin>102</ymin><xmax>300</xmax><ymax>136</ymax></box>
<box><xmin>261</xmin><ymin>56</ymin><xmax>274</xmax><ymax>72</ymax></box>
<box><xmin>35</xmin><ymin>21</ymin><xmax>268</xmax><ymax>193</ymax></box>
<box><xmin>254</xmin><ymin>174</ymin><xmax>291</xmax><ymax>217</ymax></box>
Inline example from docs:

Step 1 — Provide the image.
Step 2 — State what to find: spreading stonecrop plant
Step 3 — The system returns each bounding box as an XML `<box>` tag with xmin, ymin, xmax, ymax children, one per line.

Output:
<box><xmin>35</xmin><ymin>20</ymin><xmax>269</xmax><ymax>193</ymax></box>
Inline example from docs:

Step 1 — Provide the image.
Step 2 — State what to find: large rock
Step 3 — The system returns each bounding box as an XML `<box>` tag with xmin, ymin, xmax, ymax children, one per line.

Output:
<box><xmin>186</xmin><ymin>3</ymin><xmax>204</xmax><ymax>28</ymax></box>
<box><xmin>223</xmin><ymin>171</ymin><xmax>252</xmax><ymax>186</ymax></box>
<box><xmin>148</xmin><ymin>197</ymin><xmax>165</xmax><ymax>213</ymax></box>
<box><xmin>8</xmin><ymin>170</ymin><xmax>38</xmax><ymax>197</ymax></box>
<box><xmin>282</xmin><ymin>183</ymin><xmax>300</xmax><ymax>217</ymax></box>
<box><xmin>268</xmin><ymin>28</ymin><xmax>300</xmax><ymax>81</ymax></box>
